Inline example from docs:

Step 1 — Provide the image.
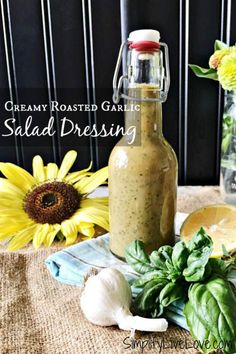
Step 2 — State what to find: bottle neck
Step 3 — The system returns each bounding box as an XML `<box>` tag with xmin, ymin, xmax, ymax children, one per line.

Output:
<box><xmin>124</xmin><ymin>48</ymin><xmax>164</xmax><ymax>142</ymax></box>
<box><xmin>125</xmin><ymin>85</ymin><xmax>163</xmax><ymax>141</ymax></box>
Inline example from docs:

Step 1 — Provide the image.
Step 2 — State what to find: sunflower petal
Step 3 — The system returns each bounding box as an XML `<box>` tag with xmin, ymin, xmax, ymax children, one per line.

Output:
<box><xmin>0</xmin><ymin>218</ymin><xmax>32</xmax><ymax>228</ymax></box>
<box><xmin>88</xmin><ymin>197</ymin><xmax>109</xmax><ymax>205</ymax></box>
<box><xmin>0</xmin><ymin>163</ymin><xmax>36</xmax><ymax>192</ymax></box>
<box><xmin>0</xmin><ymin>225</ymin><xmax>32</xmax><ymax>241</ymax></box>
<box><xmin>0</xmin><ymin>197</ymin><xmax>23</xmax><ymax>208</ymax></box>
<box><xmin>46</xmin><ymin>163</ymin><xmax>59</xmax><ymax>180</ymax></box>
<box><xmin>0</xmin><ymin>209</ymin><xmax>30</xmax><ymax>219</ymax></box>
<box><xmin>43</xmin><ymin>224</ymin><xmax>61</xmax><ymax>247</ymax></box>
<box><xmin>75</xmin><ymin>166</ymin><xmax>108</xmax><ymax>194</ymax></box>
<box><xmin>57</xmin><ymin>150</ymin><xmax>77</xmax><ymax>180</ymax></box>
<box><xmin>77</xmin><ymin>222</ymin><xmax>95</xmax><ymax>238</ymax></box>
<box><xmin>0</xmin><ymin>221</ymin><xmax>33</xmax><ymax>240</ymax></box>
<box><xmin>0</xmin><ymin>178</ymin><xmax>26</xmax><ymax>198</ymax></box>
<box><xmin>80</xmin><ymin>198</ymin><xmax>109</xmax><ymax>211</ymax></box>
<box><xmin>7</xmin><ymin>224</ymin><xmax>38</xmax><ymax>251</ymax></box>
<box><xmin>33</xmin><ymin>223</ymin><xmax>50</xmax><ymax>249</ymax></box>
<box><xmin>0</xmin><ymin>192</ymin><xmax>24</xmax><ymax>202</ymax></box>
<box><xmin>65</xmin><ymin>172</ymin><xmax>93</xmax><ymax>184</ymax></box>
<box><xmin>73</xmin><ymin>206</ymin><xmax>109</xmax><ymax>231</ymax></box>
<box><xmin>0</xmin><ymin>234</ymin><xmax>11</xmax><ymax>242</ymax></box>
<box><xmin>64</xmin><ymin>161</ymin><xmax>93</xmax><ymax>183</ymax></box>
<box><xmin>33</xmin><ymin>155</ymin><xmax>45</xmax><ymax>182</ymax></box>
<box><xmin>61</xmin><ymin>219</ymin><xmax>78</xmax><ymax>245</ymax></box>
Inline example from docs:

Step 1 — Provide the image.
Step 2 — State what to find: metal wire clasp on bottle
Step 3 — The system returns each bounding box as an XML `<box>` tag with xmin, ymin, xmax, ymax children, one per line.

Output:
<box><xmin>112</xmin><ymin>40</ymin><xmax>170</xmax><ymax>104</ymax></box>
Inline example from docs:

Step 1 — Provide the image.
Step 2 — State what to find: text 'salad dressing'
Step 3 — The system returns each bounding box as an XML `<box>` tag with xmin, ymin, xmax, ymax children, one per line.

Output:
<box><xmin>109</xmin><ymin>30</ymin><xmax>177</xmax><ymax>258</ymax></box>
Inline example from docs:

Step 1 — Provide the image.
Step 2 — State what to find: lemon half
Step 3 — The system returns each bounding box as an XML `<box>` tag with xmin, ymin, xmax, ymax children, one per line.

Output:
<box><xmin>180</xmin><ymin>204</ymin><xmax>236</xmax><ymax>258</ymax></box>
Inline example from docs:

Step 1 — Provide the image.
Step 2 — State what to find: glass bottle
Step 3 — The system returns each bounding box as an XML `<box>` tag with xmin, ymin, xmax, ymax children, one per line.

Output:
<box><xmin>220</xmin><ymin>91</ymin><xmax>236</xmax><ymax>204</ymax></box>
<box><xmin>109</xmin><ymin>30</ymin><xmax>178</xmax><ymax>259</ymax></box>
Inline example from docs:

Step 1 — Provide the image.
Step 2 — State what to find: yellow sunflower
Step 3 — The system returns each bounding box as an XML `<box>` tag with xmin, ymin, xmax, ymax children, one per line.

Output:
<box><xmin>0</xmin><ymin>150</ymin><xmax>109</xmax><ymax>251</ymax></box>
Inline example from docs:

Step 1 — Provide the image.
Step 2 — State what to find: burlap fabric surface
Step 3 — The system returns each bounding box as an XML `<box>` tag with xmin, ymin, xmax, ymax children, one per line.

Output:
<box><xmin>0</xmin><ymin>186</ymin><xmax>224</xmax><ymax>354</ymax></box>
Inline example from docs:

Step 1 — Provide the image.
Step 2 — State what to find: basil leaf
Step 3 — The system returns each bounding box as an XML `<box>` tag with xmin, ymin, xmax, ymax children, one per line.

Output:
<box><xmin>132</xmin><ymin>270</ymin><xmax>167</xmax><ymax>288</ymax></box>
<box><xmin>222</xmin><ymin>244</ymin><xmax>230</xmax><ymax>257</ymax></box>
<box><xmin>150</xmin><ymin>250</ymin><xmax>166</xmax><ymax>269</ymax></box>
<box><xmin>209</xmin><ymin>258</ymin><xmax>229</xmax><ymax>277</ymax></box>
<box><xmin>172</xmin><ymin>241</ymin><xmax>189</xmax><ymax>271</ymax></box>
<box><xmin>222</xmin><ymin>133</ymin><xmax>232</xmax><ymax>154</ymax></box>
<box><xmin>189</xmin><ymin>65</ymin><xmax>218</xmax><ymax>80</ymax></box>
<box><xmin>151</xmin><ymin>303</ymin><xmax>164</xmax><ymax>318</ymax></box>
<box><xmin>184</xmin><ymin>302</ymin><xmax>218</xmax><ymax>354</ymax></box>
<box><xmin>187</xmin><ymin>227</ymin><xmax>213</xmax><ymax>253</ymax></box>
<box><xmin>125</xmin><ymin>240</ymin><xmax>155</xmax><ymax>274</ymax></box>
<box><xmin>158</xmin><ymin>245</ymin><xmax>173</xmax><ymax>261</ymax></box>
<box><xmin>230</xmin><ymin>282</ymin><xmax>236</xmax><ymax>299</ymax></box>
<box><xmin>150</xmin><ymin>245</ymin><xmax>173</xmax><ymax>269</ymax></box>
<box><xmin>185</xmin><ymin>276</ymin><xmax>236</xmax><ymax>354</ymax></box>
<box><xmin>159</xmin><ymin>282</ymin><xmax>186</xmax><ymax>308</ymax></box>
<box><xmin>210</xmin><ymin>258</ymin><xmax>236</xmax><ymax>279</ymax></box>
<box><xmin>183</xmin><ymin>228</ymin><xmax>213</xmax><ymax>282</ymax></box>
<box><xmin>183</xmin><ymin>246</ymin><xmax>212</xmax><ymax>282</ymax></box>
<box><xmin>134</xmin><ymin>278</ymin><xmax>168</xmax><ymax>314</ymax></box>
<box><xmin>165</xmin><ymin>263</ymin><xmax>181</xmax><ymax>282</ymax></box>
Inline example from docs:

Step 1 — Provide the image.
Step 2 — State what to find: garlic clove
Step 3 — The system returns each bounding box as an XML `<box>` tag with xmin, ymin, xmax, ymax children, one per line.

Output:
<box><xmin>116</xmin><ymin>307</ymin><xmax>168</xmax><ymax>332</ymax></box>
<box><xmin>80</xmin><ymin>270</ymin><xmax>118</xmax><ymax>326</ymax></box>
<box><xmin>80</xmin><ymin>268</ymin><xmax>132</xmax><ymax>326</ymax></box>
<box><xmin>80</xmin><ymin>268</ymin><xmax>168</xmax><ymax>332</ymax></box>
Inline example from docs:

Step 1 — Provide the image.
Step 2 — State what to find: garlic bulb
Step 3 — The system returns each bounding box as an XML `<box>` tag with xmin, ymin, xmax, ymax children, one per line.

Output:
<box><xmin>80</xmin><ymin>268</ymin><xmax>168</xmax><ymax>332</ymax></box>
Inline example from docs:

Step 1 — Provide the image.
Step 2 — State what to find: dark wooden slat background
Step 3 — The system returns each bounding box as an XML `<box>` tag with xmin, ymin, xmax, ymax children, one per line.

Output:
<box><xmin>0</xmin><ymin>0</ymin><xmax>235</xmax><ymax>185</ymax></box>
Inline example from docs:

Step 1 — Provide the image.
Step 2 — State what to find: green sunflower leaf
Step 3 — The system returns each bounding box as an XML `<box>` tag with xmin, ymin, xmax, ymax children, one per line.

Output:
<box><xmin>189</xmin><ymin>64</ymin><xmax>218</xmax><ymax>80</ymax></box>
<box><xmin>214</xmin><ymin>39</ymin><xmax>228</xmax><ymax>51</ymax></box>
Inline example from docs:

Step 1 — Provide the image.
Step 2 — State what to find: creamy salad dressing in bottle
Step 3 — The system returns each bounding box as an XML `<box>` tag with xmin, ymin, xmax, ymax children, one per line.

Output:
<box><xmin>109</xmin><ymin>30</ymin><xmax>177</xmax><ymax>259</ymax></box>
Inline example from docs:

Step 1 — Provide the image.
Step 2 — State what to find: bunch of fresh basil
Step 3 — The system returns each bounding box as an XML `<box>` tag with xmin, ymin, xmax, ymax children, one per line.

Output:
<box><xmin>125</xmin><ymin>228</ymin><xmax>236</xmax><ymax>354</ymax></box>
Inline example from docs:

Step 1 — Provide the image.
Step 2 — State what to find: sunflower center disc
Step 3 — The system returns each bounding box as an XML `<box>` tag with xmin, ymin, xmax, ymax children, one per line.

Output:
<box><xmin>42</xmin><ymin>193</ymin><xmax>57</xmax><ymax>207</ymax></box>
<box><xmin>24</xmin><ymin>181</ymin><xmax>81</xmax><ymax>224</ymax></box>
